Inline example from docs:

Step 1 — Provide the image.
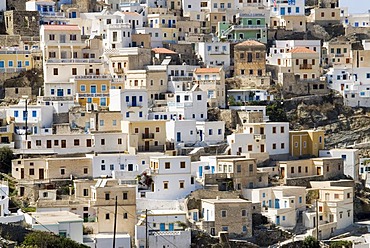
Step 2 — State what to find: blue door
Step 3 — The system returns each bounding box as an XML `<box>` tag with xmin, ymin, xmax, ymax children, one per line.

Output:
<box><xmin>256</xmin><ymin>95</ymin><xmax>260</xmax><ymax>101</ymax></box>
<box><xmin>132</xmin><ymin>96</ymin><xmax>137</xmax><ymax>106</ymax></box>
<box><xmin>355</xmin><ymin>22</ymin><xmax>359</xmax><ymax>27</ymax></box>
<box><xmin>211</xmin><ymin>166</ymin><xmax>215</xmax><ymax>174</ymax></box>
<box><xmin>160</xmin><ymin>223</ymin><xmax>165</xmax><ymax>231</ymax></box>
<box><xmin>71</xmin><ymin>12</ymin><xmax>77</xmax><ymax>18</ymax></box>
<box><xmin>280</xmin><ymin>7</ymin><xmax>285</xmax><ymax>15</ymax></box>
<box><xmin>100</xmin><ymin>98</ymin><xmax>106</xmax><ymax>106</ymax></box>
<box><xmin>193</xmin><ymin>212</ymin><xmax>198</xmax><ymax>221</ymax></box>
<box><xmin>176</xmin><ymin>132</ymin><xmax>181</xmax><ymax>142</ymax></box>
<box><xmin>276</xmin><ymin>216</ymin><xmax>280</xmax><ymax>225</ymax></box>
<box><xmin>0</xmin><ymin>61</ymin><xmax>4</xmax><ymax>68</ymax></box>
<box><xmin>168</xmin><ymin>20</ymin><xmax>172</xmax><ymax>28</ymax></box>
<box><xmin>57</xmin><ymin>89</ymin><xmax>64</xmax><ymax>96</ymax></box>
<box><xmin>17</xmin><ymin>61</ymin><xmax>22</xmax><ymax>68</ymax></box>
<box><xmin>90</xmin><ymin>85</ymin><xmax>96</xmax><ymax>93</ymax></box>
<box><xmin>199</xmin><ymin>166</ymin><xmax>203</xmax><ymax>177</ymax></box>
<box><xmin>169</xmin><ymin>223</ymin><xmax>174</xmax><ymax>231</ymax></box>
<box><xmin>268</xmin><ymin>200</ymin><xmax>272</xmax><ymax>208</ymax></box>
<box><xmin>275</xmin><ymin>199</ymin><xmax>280</xmax><ymax>209</ymax></box>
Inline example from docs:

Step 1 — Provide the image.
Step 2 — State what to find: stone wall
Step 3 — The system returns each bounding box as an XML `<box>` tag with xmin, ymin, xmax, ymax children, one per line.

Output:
<box><xmin>285</xmin><ymin>175</ymin><xmax>324</xmax><ymax>187</ymax></box>
<box><xmin>4</xmin><ymin>11</ymin><xmax>40</xmax><ymax>36</ymax></box>
<box><xmin>4</xmin><ymin>87</ymin><xmax>32</xmax><ymax>99</ymax></box>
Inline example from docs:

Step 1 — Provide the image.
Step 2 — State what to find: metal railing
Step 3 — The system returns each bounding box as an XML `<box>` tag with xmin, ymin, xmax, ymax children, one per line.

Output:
<box><xmin>47</xmin><ymin>58</ymin><xmax>102</xmax><ymax>63</ymax></box>
<box><xmin>138</xmin><ymin>145</ymin><xmax>164</xmax><ymax>152</ymax></box>
<box><xmin>142</xmin><ymin>133</ymin><xmax>154</xmax><ymax>139</ymax></box>
<box><xmin>77</xmin><ymin>93</ymin><xmax>109</xmax><ymax>98</ymax></box>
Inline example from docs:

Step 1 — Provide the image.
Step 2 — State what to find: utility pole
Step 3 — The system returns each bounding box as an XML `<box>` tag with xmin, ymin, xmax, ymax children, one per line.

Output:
<box><xmin>23</xmin><ymin>96</ymin><xmax>28</xmax><ymax>140</ymax></box>
<box><xmin>113</xmin><ymin>196</ymin><xmax>118</xmax><ymax>248</ymax></box>
<box><xmin>145</xmin><ymin>209</ymin><xmax>148</xmax><ymax>248</ymax></box>
<box><xmin>315</xmin><ymin>199</ymin><xmax>319</xmax><ymax>241</ymax></box>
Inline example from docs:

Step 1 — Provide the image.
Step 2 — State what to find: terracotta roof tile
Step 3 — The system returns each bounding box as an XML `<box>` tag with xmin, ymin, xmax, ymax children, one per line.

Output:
<box><xmin>290</xmin><ymin>47</ymin><xmax>317</xmax><ymax>54</ymax></box>
<box><xmin>121</xmin><ymin>12</ymin><xmax>140</xmax><ymax>16</ymax></box>
<box><xmin>43</xmin><ymin>25</ymin><xmax>80</xmax><ymax>31</ymax></box>
<box><xmin>194</xmin><ymin>67</ymin><xmax>221</xmax><ymax>73</ymax></box>
<box><xmin>152</xmin><ymin>48</ymin><xmax>177</xmax><ymax>54</ymax></box>
<box><xmin>235</xmin><ymin>40</ymin><xmax>265</xmax><ymax>48</ymax></box>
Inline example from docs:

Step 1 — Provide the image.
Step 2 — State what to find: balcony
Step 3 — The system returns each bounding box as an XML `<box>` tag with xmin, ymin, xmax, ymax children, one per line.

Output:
<box><xmin>254</xmin><ymin>134</ymin><xmax>266</xmax><ymax>140</ymax></box>
<box><xmin>142</xmin><ymin>133</ymin><xmax>154</xmax><ymax>140</ymax></box>
<box><xmin>299</xmin><ymin>64</ymin><xmax>313</xmax><ymax>70</ymax></box>
<box><xmin>168</xmin><ymin>76</ymin><xmax>193</xmax><ymax>81</ymax></box>
<box><xmin>166</xmin><ymin>142</ymin><xmax>175</xmax><ymax>150</ymax></box>
<box><xmin>0</xmin><ymin>68</ymin><xmax>26</xmax><ymax>73</ymax></box>
<box><xmin>167</xmin><ymin>102</ymin><xmax>193</xmax><ymax>108</ymax></box>
<box><xmin>77</xmin><ymin>93</ymin><xmax>109</xmax><ymax>98</ymax></box>
<box><xmin>0</xmin><ymin>50</ymin><xmax>31</xmax><ymax>55</ymax></box>
<box><xmin>208</xmin><ymin>50</ymin><xmax>228</xmax><ymax>55</ymax></box>
<box><xmin>108</xmin><ymin>23</ymin><xmax>131</xmax><ymax>29</ymax></box>
<box><xmin>334</xmin><ymin>54</ymin><xmax>344</xmax><ymax>57</ymax></box>
<box><xmin>232</xmin><ymin>24</ymin><xmax>266</xmax><ymax>29</ymax></box>
<box><xmin>47</xmin><ymin>58</ymin><xmax>102</xmax><ymax>63</ymax></box>
<box><xmin>194</xmin><ymin>80</ymin><xmax>221</xmax><ymax>85</ymax></box>
<box><xmin>40</xmin><ymin>96</ymin><xmax>74</xmax><ymax>101</ymax></box>
<box><xmin>114</xmin><ymin>68</ymin><xmax>124</xmax><ymax>74</ymax></box>
<box><xmin>138</xmin><ymin>145</ymin><xmax>164</xmax><ymax>152</ymax></box>
<box><xmin>73</xmin><ymin>75</ymin><xmax>112</xmax><ymax>80</ymax></box>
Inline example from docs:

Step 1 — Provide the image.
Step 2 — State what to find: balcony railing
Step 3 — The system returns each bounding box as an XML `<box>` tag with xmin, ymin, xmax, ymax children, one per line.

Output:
<box><xmin>40</xmin><ymin>96</ymin><xmax>74</xmax><ymax>101</ymax></box>
<box><xmin>299</xmin><ymin>64</ymin><xmax>313</xmax><ymax>70</ymax></box>
<box><xmin>108</xmin><ymin>23</ymin><xmax>131</xmax><ymax>29</ymax></box>
<box><xmin>73</xmin><ymin>75</ymin><xmax>112</xmax><ymax>80</ymax></box>
<box><xmin>167</xmin><ymin>102</ymin><xmax>193</xmax><ymax>108</ymax></box>
<box><xmin>0</xmin><ymin>50</ymin><xmax>31</xmax><ymax>55</ymax></box>
<box><xmin>114</xmin><ymin>68</ymin><xmax>124</xmax><ymax>74</ymax></box>
<box><xmin>253</xmin><ymin>134</ymin><xmax>266</xmax><ymax>140</ymax></box>
<box><xmin>138</xmin><ymin>145</ymin><xmax>164</xmax><ymax>152</ymax></box>
<box><xmin>0</xmin><ymin>126</ymin><xmax>10</xmax><ymax>133</ymax></box>
<box><xmin>168</xmin><ymin>76</ymin><xmax>193</xmax><ymax>81</ymax></box>
<box><xmin>47</xmin><ymin>58</ymin><xmax>102</xmax><ymax>63</ymax></box>
<box><xmin>232</xmin><ymin>24</ymin><xmax>266</xmax><ymax>29</ymax></box>
<box><xmin>0</xmin><ymin>68</ymin><xmax>26</xmax><ymax>73</ymax></box>
<box><xmin>194</xmin><ymin>80</ymin><xmax>221</xmax><ymax>85</ymax></box>
<box><xmin>77</xmin><ymin>93</ymin><xmax>109</xmax><ymax>98</ymax></box>
<box><xmin>142</xmin><ymin>133</ymin><xmax>154</xmax><ymax>139</ymax></box>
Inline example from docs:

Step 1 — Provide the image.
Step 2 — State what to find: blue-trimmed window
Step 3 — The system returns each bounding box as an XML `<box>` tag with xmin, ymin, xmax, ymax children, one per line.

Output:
<box><xmin>32</xmin><ymin>111</ymin><xmax>37</xmax><ymax>117</ymax></box>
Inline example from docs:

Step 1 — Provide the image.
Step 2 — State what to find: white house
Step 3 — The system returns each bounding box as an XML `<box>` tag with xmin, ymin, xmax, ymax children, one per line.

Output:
<box><xmin>196</xmin><ymin>42</ymin><xmax>231</xmax><ymax>70</ymax></box>
<box><xmin>244</xmin><ymin>186</ymin><xmax>306</xmax><ymax>228</ymax></box>
<box><xmin>228</xmin><ymin>89</ymin><xmax>274</xmax><ymax>103</ymax></box>
<box><xmin>166</xmin><ymin>120</ymin><xmax>198</xmax><ymax>147</ymax></box>
<box><xmin>135</xmin><ymin>210</ymin><xmax>191</xmax><ymax>248</ymax></box>
<box><xmin>6</xmin><ymin>100</ymin><xmax>54</xmax><ymax>135</ymax></box>
<box><xmin>167</xmin><ymin>87</ymin><xmax>208</xmax><ymax>121</ymax></box>
<box><xmin>109</xmin><ymin>89</ymin><xmax>148</xmax><ymax>121</ymax></box>
<box><xmin>24</xmin><ymin>211</ymin><xmax>83</xmax><ymax>243</ymax></box>
<box><xmin>88</xmin><ymin>153</ymin><xmax>150</xmax><ymax>178</ymax></box>
<box><xmin>196</xmin><ymin>121</ymin><xmax>225</xmax><ymax>144</ymax></box>
<box><xmin>227</xmin><ymin>122</ymin><xmax>290</xmax><ymax>156</ymax></box>
<box><xmin>319</xmin><ymin>149</ymin><xmax>360</xmax><ymax>181</ymax></box>
<box><xmin>265</xmin><ymin>0</ymin><xmax>305</xmax><ymax>17</ymax></box>
<box><xmin>142</xmin><ymin>156</ymin><xmax>198</xmax><ymax>200</ymax></box>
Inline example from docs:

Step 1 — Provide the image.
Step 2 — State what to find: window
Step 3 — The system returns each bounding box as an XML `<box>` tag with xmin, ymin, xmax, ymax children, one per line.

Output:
<box><xmin>222</xmin><ymin>226</ymin><xmax>228</xmax><ymax>231</ymax></box>
<box><xmin>113</xmin><ymin>120</ymin><xmax>117</xmax><ymax>126</ymax></box>
<box><xmin>237</xmin><ymin>164</ymin><xmax>241</xmax><ymax>173</ymax></box>
<box><xmin>163</xmin><ymin>181</ymin><xmax>168</xmax><ymax>189</ymax></box>
<box><xmin>61</xmin><ymin>168</ymin><xmax>65</xmax><ymax>175</ymax></box>
<box><xmin>72</xmin><ymin>68</ymin><xmax>77</xmax><ymax>75</ymax></box>
<box><xmin>29</xmin><ymin>168</ymin><xmax>34</xmax><ymax>175</ymax></box>
<box><xmin>221</xmin><ymin>210</ymin><xmax>227</xmax><ymax>217</ymax></box>
<box><xmin>272</xmin><ymin>127</ymin><xmax>276</xmax><ymax>133</ymax></box>
<box><xmin>70</xmin><ymin>34</ymin><xmax>77</xmax><ymax>41</ymax></box>
<box><xmin>165</xmin><ymin>162</ymin><xmax>170</xmax><ymax>169</ymax></box>
<box><xmin>105</xmin><ymin>193</ymin><xmax>110</xmax><ymax>200</ymax></box>
<box><xmin>80</xmin><ymin>85</ymin><xmax>86</xmax><ymax>92</ymax></box>
<box><xmin>105</xmin><ymin>213</ymin><xmax>110</xmax><ymax>219</ymax></box>
<box><xmin>100</xmin><ymin>120</ymin><xmax>104</xmax><ymax>126</ymax></box>
<box><xmin>281</xmin><ymin>143</ymin><xmax>285</xmax><ymax>149</ymax></box>
<box><xmin>280</xmin><ymin>126</ymin><xmax>284</xmax><ymax>133</ymax></box>
<box><xmin>209</xmin><ymin>129</ymin><xmax>213</xmax><ymax>135</ymax></box>
<box><xmin>123</xmin><ymin>192</ymin><xmax>128</xmax><ymax>199</ymax></box>
<box><xmin>347</xmin><ymin>193</ymin><xmax>351</xmax><ymax>198</ymax></box>
<box><xmin>36</xmin><ymin>140</ymin><xmax>41</xmax><ymax>146</ymax></box>
<box><xmin>101</xmin><ymin>85</ymin><xmax>107</xmax><ymax>91</ymax></box>
<box><xmin>123</xmin><ymin>213</ymin><xmax>128</xmax><ymax>219</ymax></box>
<box><xmin>14</xmin><ymin>110</ymin><xmax>19</xmax><ymax>117</ymax></box>
<box><xmin>74</xmin><ymin>139</ymin><xmax>80</xmax><ymax>146</ymax></box>
<box><xmin>249</xmin><ymin>164</ymin><xmax>253</xmax><ymax>172</ymax></box>
<box><xmin>242</xmin><ymin>209</ymin><xmax>247</xmax><ymax>216</ymax></box>
<box><xmin>110</xmin><ymin>164</ymin><xmax>114</xmax><ymax>170</ymax></box>
<box><xmin>179</xmin><ymin>181</ymin><xmax>184</xmax><ymax>189</ymax></box>
<box><xmin>84</xmin><ymin>168</ymin><xmax>88</xmax><ymax>174</ymax></box>
<box><xmin>272</xmin><ymin>143</ymin><xmax>276</xmax><ymax>150</ymax></box>
<box><xmin>291</xmin><ymin>167</ymin><xmax>294</xmax><ymax>173</ymax></box>
<box><xmin>197</xmin><ymin>95</ymin><xmax>202</xmax><ymax>100</ymax></box>
<box><xmin>101</xmin><ymin>139</ymin><xmax>105</xmax><ymax>145</ymax></box>
<box><xmin>299</xmin><ymin>196</ymin><xmax>302</xmax><ymax>203</ymax></box>
<box><xmin>118</xmin><ymin>138</ymin><xmax>122</xmax><ymax>145</ymax></box>
<box><xmin>53</xmin><ymin>68</ymin><xmax>58</xmax><ymax>75</ymax></box>
<box><xmin>156</xmin><ymin>127</ymin><xmax>160</xmax><ymax>132</ymax></box>
<box><xmin>83</xmin><ymin>189</ymin><xmax>88</xmax><ymax>196</ymax></box>
<box><xmin>180</xmin><ymin>161</ymin><xmax>186</xmax><ymax>168</ymax></box>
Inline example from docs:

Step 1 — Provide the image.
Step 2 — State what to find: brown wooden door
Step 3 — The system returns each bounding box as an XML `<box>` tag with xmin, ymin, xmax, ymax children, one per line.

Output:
<box><xmin>86</xmin><ymin>139</ymin><xmax>92</xmax><ymax>147</ymax></box>
<box><xmin>39</xmin><ymin>169</ymin><xmax>44</xmax><ymax>179</ymax></box>
<box><xmin>145</xmin><ymin>128</ymin><xmax>149</xmax><ymax>136</ymax></box>
<box><xmin>260</xmin><ymin>144</ymin><xmax>265</xmax><ymax>152</ymax></box>
<box><xmin>61</xmin><ymin>140</ymin><xmax>66</xmax><ymax>148</ymax></box>
<box><xmin>21</xmin><ymin>168</ymin><xmax>24</xmax><ymax>179</ymax></box>
<box><xmin>47</xmin><ymin>140</ymin><xmax>52</xmax><ymax>148</ymax></box>
<box><xmin>145</xmin><ymin>141</ymin><xmax>149</xmax><ymax>151</ymax></box>
<box><xmin>316</xmin><ymin>167</ymin><xmax>321</xmax><ymax>175</ymax></box>
<box><xmin>260</xmin><ymin>127</ymin><xmax>264</xmax><ymax>135</ymax></box>
<box><xmin>27</xmin><ymin>141</ymin><xmax>31</xmax><ymax>149</ymax></box>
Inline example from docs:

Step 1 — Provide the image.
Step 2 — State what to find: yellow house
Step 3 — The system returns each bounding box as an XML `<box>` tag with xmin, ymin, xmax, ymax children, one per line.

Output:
<box><xmin>121</xmin><ymin>120</ymin><xmax>168</xmax><ymax>153</ymax></box>
<box><xmin>0</xmin><ymin>49</ymin><xmax>34</xmax><ymax>73</ymax></box>
<box><xmin>74</xmin><ymin>76</ymin><xmax>124</xmax><ymax>107</ymax></box>
<box><xmin>289</xmin><ymin>130</ymin><xmax>325</xmax><ymax>157</ymax></box>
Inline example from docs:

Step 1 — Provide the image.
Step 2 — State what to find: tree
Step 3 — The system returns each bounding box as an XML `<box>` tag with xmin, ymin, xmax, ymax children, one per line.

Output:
<box><xmin>302</xmin><ymin>236</ymin><xmax>320</xmax><ymax>248</ymax></box>
<box><xmin>0</xmin><ymin>147</ymin><xmax>15</xmax><ymax>174</ymax></box>
<box><xmin>22</xmin><ymin>231</ymin><xmax>88</xmax><ymax>248</ymax></box>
